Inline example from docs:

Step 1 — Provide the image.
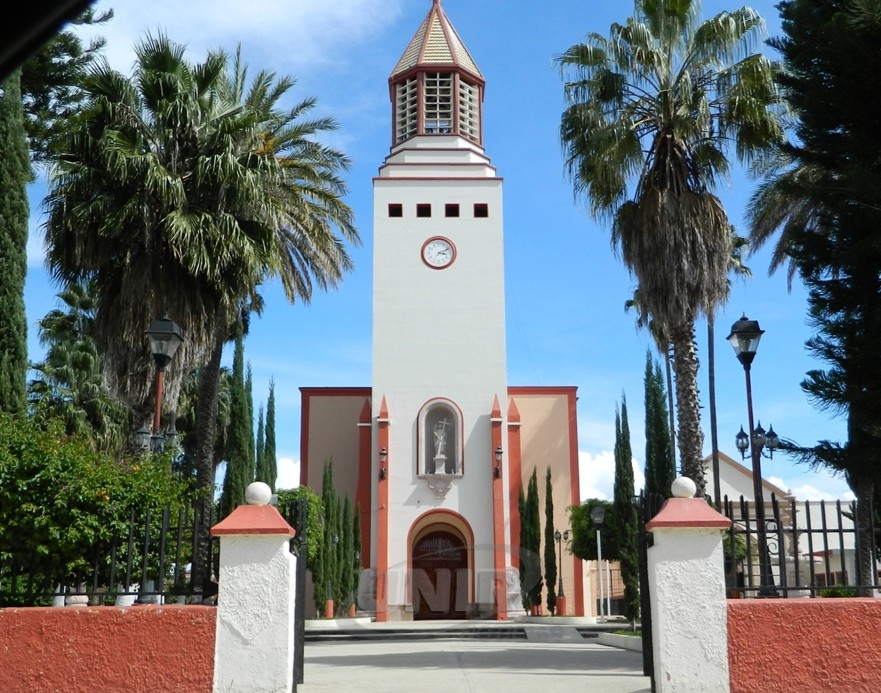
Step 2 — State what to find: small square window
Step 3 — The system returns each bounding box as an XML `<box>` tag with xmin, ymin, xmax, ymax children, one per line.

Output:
<box><xmin>388</xmin><ymin>203</ymin><xmax>403</xmax><ymax>217</ymax></box>
<box><xmin>474</xmin><ymin>203</ymin><xmax>489</xmax><ymax>218</ymax></box>
<box><xmin>417</xmin><ymin>204</ymin><xmax>432</xmax><ymax>218</ymax></box>
<box><xmin>445</xmin><ymin>204</ymin><xmax>460</xmax><ymax>218</ymax></box>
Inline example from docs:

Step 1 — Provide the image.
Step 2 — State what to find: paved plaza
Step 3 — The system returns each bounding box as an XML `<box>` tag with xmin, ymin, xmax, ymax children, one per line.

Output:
<box><xmin>298</xmin><ymin>620</ymin><xmax>652</xmax><ymax>693</ymax></box>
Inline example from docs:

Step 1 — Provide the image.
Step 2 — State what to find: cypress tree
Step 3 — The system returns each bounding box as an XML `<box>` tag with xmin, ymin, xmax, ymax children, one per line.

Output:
<box><xmin>265</xmin><ymin>378</ymin><xmax>277</xmax><ymax>491</ymax></box>
<box><xmin>613</xmin><ymin>395</ymin><xmax>640</xmax><ymax>622</ymax></box>
<box><xmin>319</xmin><ymin>459</ymin><xmax>339</xmax><ymax>616</ymax></box>
<box><xmin>245</xmin><ymin>364</ymin><xmax>255</xmax><ymax>477</ymax></box>
<box><xmin>220</xmin><ymin>323</ymin><xmax>252</xmax><ymax>516</ymax></box>
<box><xmin>644</xmin><ymin>351</ymin><xmax>676</xmax><ymax>498</ymax></box>
<box><xmin>254</xmin><ymin>404</ymin><xmax>266</xmax><ymax>483</ymax></box>
<box><xmin>311</xmin><ymin>461</ymin><xmax>330</xmax><ymax>615</ymax></box>
<box><xmin>339</xmin><ymin>495</ymin><xmax>353</xmax><ymax>611</ymax></box>
<box><xmin>352</xmin><ymin>505</ymin><xmax>362</xmax><ymax>610</ymax></box>
<box><xmin>543</xmin><ymin>467</ymin><xmax>557</xmax><ymax>615</ymax></box>
<box><xmin>525</xmin><ymin>469</ymin><xmax>543</xmax><ymax>611</ymax></box>
<box><xmin>0</xmin><ymin>70</ymin><xmax>30</xmax><ymax>414</ymax></box>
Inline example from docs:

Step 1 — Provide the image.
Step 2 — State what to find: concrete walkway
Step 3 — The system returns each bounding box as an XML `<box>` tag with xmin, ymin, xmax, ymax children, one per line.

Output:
<box><xmin>298</xmin><ymin>619</ymin><xmax>651</xmax><ymax>693</ymax></box>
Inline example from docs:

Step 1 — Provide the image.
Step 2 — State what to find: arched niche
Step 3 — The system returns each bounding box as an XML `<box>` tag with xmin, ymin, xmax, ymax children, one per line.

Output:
<box><xmin>417</xmin><ymin>398</ymin><xmax>463</xmax><ymax>477</ymax></box>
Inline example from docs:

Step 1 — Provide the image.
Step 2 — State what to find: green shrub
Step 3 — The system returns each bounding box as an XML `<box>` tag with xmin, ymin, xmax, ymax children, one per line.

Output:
<box><xmin>0</xmin><ymin>413</ymin><xmax>190</xmax><ymax>587</ymax></box>
<box><xmin>819</xmin><ymin>587</ymin><xmax>859</xmax><ymax>598</ymax></box>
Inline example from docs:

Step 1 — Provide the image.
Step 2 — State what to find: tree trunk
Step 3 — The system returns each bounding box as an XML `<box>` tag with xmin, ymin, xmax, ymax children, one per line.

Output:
<box><xmin>191</xmin><ymin>312</ymin><xmax>227</xmax><ymax>598</ymax></box>
<box><xmin>669</xmin><ymin>320</ymin><xmax>705</xmax><ymax>497</ymax></box>
<box><xmin>708</xmin><ymin>317</ymin><xmax>721</xmax><ymax>506</ymax></box>
<box><xmin>848</xmin><ymin>469</ymin><xmax>875</xmax><ymax>597</ymax></box>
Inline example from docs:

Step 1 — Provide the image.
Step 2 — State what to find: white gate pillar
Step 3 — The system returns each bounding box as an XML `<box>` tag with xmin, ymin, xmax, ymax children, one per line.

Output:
<box><xmin>646</xmin><ymin>477</ymin><xmax>732</xmax><ymax>693</ymax></box>
<box><xmin>211</xmin><ymin>482</ymin><xmax>297</xmax><ymax>693</ymax></box>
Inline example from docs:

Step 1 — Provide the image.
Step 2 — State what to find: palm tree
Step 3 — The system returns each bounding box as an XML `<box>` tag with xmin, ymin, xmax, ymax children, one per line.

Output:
<box><xmin>28</xmin><ymin>280</ymin><xmax>128</xmax><ymax>451</ymax></box>
<box><xmin>43</xmin><ymin>34</ymin><xmax>359</xmax><ymax>592</ymax></box>
<box><xmin>746</xmin><ymin>154</ymin><xmax>823</xmax><ymax>289</ymax></box>
<box><xmin>557</xmin><ymin>0</ymin><xmax>782</xmax><ymax>495</ymax></box>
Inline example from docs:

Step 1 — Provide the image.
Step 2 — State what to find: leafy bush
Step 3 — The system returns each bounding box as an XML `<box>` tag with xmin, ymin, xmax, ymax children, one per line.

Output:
<box><xmin>0</xmin><ymin>413</ymin><xmax>190</xmax><ymax>587</ymax></box>
<box><xmin>819</xmin><ymin>587</ymin><xmax>859</xmax><ymax>598</ymax></box>
<box><xmin>276</xmin><ymin>485</ymin><xmax>324</xmax><ymax>565</ymax></box>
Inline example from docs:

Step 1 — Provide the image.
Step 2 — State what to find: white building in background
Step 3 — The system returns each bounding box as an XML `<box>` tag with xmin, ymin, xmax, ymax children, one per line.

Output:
<box><xmin>703</xmin><ymin>451</ymin><xmax>863</xmax><ymax>595</ymax></box>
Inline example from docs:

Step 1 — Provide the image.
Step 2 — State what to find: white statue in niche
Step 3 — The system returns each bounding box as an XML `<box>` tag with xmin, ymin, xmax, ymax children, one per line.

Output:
<box><xmin>433</xmin><ymin>419</ymin><xmax>448</xmax><ymax>460</ymax></box>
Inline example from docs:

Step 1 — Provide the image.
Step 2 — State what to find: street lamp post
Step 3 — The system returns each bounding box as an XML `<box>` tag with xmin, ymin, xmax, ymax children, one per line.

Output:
<box><xmin>553</xmin><ymin>529</ymin><xmax>570</xmax><ymax>616</ymax></box>
<box><xmin>590</xmin><ymin>506</ymin><xmax>605</xmax><ymax>622</ymax></box>
<box><xmin>145</xmin><ymin>316</ymin><xmax>184</xmax><ymax>452</ymax></box>
<box><xmin>727</xmin><ymin>315</ymin><xmax>778</xmax><ymax>596</ymax></box>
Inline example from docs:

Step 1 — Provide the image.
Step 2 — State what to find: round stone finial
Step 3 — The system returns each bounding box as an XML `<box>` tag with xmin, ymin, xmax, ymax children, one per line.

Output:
<box><xmin>671</xmin><ymin>476</ymin><xmax>697</xmax><ymax>499</ymax></box>
<box><xmin>245</xmin><ymin>481</ymin><xmax>273</xmax><ymax>506</ymax></box>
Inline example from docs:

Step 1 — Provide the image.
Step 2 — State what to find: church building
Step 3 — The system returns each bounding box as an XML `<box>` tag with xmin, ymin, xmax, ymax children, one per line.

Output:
<box><xmin>299</xmin><ymin>0</ymin><xmax>584</xmax><ymax>621</ymax></box>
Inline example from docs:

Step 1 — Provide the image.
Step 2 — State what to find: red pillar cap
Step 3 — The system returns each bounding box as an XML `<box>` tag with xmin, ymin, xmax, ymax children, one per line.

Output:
<box><xmin>211</xmin><ymin>505</ymin><xmax>296</xmax><ymax>537</ymax></box>
<box><xmin>646</xmin><ymin>498</ymin><xmax>732</xmax><ymax>531</ymax></box>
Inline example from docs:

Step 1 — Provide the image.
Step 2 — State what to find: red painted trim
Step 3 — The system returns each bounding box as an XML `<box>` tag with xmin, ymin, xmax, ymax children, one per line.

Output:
<box><xmin>566</xmin><ymin>388</ymin><xmax>584</xmax><ymax>616</ymax></box>
<box><xmin>452</xmin><ymin>72</ymin><xmax>462</xmax><ymax>136</ymax></box>
<box><xmin>382</xmin><ymin>147</ymin><xmax>492</xmax><ymax>161</ymax></box>
<box><xmin>299</xmin><ymin>390</ymin><xmax>311</xmax><ymax>488</ymax></box>
<box><xmin>508</xmin><ymin>385</ymin><xmax>578</xmax><ymax>396</ymax></box>
<box><xmin>390</xmin><ymin>65</ymin><xmax>485</xmax><ymax>90</ymax></box>
<box><xmin>211</xmin><ymin>505</ymin><xmax>295</xmax><ymax>537</ymax></box>
<box><xmin>375</xmin><ymin>397</ymin><xmax>390</xmax><ymax>622</ymax></box>
<box><xmin>300</xmin><ymin>387</ymin><xmax>372</xmax><ymax>397</ymax></box>
<box><xmin>357</xmin><ymin>399</ymin><xmax>373</xmax><ymax>564</ymax></box>
<box><xmin>375</xmin><ymin>176</ymin><xmax>502</xmax><ymax>183</ymax></box>
<box><xmin>491</xmin><ymin>395</ymin><xmax>502</xmax><ymax>420</ymax></box>
<box><xmin>490</xmin><ymin>397</ymin><xmax>507</xmax><ymax>620</ymax></box>
<box><xmin>506</xmin><ymin>397</ymin><xmax>523</xmax><ymax>568</ymax></box>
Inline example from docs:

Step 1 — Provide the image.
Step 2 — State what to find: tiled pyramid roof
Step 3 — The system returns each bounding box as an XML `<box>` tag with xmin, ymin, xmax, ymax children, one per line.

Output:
<box><xmin>391</xmin><ymin>0</ymin><xmax>482</xmax><ymax>80</ymax></box>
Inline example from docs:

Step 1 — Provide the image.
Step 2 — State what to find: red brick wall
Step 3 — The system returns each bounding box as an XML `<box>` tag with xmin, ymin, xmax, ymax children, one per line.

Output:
<box><xmin>729</xmin><ymin>598</ymin><xmax>881</xmax><ymax>692</ymax></box>
<box><xmin>0</xmin><ymin>606</ymin><xmax>215</xmax><ymax>693</ymax></box>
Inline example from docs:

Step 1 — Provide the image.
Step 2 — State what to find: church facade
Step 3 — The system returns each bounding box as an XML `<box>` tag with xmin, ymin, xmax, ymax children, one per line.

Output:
<box><xmin>299</xmin><ymin>0</ymin><xmax>585</xmax><ymax>621</ymax></box>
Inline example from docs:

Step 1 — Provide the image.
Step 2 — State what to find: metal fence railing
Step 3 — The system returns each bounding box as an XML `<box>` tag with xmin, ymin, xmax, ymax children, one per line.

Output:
<box><xmin>0</xmin><ymin>503</ymin><xmax>219</xmax><ymax>607</ymax></box>
<box><xmin>721</xmin><ymin>494</ymin><xmax>880</xmax><ymax>598</ymax></box>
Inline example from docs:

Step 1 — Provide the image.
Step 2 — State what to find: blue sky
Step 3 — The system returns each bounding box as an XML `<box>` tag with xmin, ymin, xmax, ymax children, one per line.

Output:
<box><xmin>25</xmin><ymin>0</ymin><xmax>854</xmax><ymax>501</ymax></box>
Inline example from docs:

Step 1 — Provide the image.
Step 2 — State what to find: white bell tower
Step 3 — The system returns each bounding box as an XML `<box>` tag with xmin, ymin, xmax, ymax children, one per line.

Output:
<box><xmin>371</xmin><ymin>0</ymin><xmax>510</xmax><ymax>621</ymax></box>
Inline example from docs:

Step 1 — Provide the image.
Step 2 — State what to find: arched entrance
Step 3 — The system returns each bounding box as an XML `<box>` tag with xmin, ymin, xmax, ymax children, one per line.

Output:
<box><xmin>412</xmin><ymin>529</ymin><xmax>468</xmax><ymax>620</ymax></box>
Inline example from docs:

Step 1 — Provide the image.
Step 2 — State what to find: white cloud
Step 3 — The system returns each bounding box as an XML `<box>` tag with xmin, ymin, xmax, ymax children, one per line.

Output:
<box><xmin>579</xmin><ymin>450</ymin><xmax>614</xmax><ymax>501</ymax></box>
<box><xmin>767</xmin><ymin>472</ymin><xmax>855</xmax><ymax>502</ymax></box>
<box><xmin>578</xmin><ymin>450</ymin><xmax>645</xmax><ymax>503</ymax></box>
<box><xmin>788</xmin><ymin>483</ymin><xmax>855</xmax><ymax>502</ymax></box>
<box><xmin>276</xmin><ymin>457</ymin><xmax>300</xmax><ymax>491</ymax></box>
<box><xmin>82</xmin><ymin>0</ymin><xmax>406</xmax><ymax>76</ymax></box>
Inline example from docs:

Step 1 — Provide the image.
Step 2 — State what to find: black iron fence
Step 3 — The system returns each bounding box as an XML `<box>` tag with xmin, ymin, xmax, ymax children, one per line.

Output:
<box><xmin>720</xmin><ymin>493</ymin><xmax>880</xmax><ymax>598</ymax></box>
<box><xmin>0</xmin><ymin>503</ymin><xmax>219</xmax><ymax>607</ymax></box>
<box><xmin>1</xmin><ymin>499</ymin><xmax>310</xmax><ymax>611</ymax></box>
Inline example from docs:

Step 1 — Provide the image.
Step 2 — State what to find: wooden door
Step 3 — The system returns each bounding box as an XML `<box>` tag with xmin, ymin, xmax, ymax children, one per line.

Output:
<box><xmin>412</xmin><ymin>530</ymin><xmax>468</xmax><ymax>620</ymax></box>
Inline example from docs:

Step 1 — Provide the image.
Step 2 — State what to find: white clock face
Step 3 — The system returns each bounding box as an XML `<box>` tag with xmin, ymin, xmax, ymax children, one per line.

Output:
<box><xmin>422</xmin><ymin>237</ymin><xmax>456</xmax><ymax>269</ymax></box>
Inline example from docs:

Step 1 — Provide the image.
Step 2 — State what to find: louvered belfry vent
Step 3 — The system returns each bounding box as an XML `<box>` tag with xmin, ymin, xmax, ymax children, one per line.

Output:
<box><xmin>389</xmin><ymin>1</ymin><xmax>484</xmax><ymax>146</ymax></box>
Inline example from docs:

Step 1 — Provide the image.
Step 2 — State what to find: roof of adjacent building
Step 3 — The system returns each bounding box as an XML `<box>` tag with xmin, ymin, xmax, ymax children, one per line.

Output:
<box><xmin>391</xmin><ymin>0</ymin><xmax>482</xmax><ymax>80</ymax></box>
